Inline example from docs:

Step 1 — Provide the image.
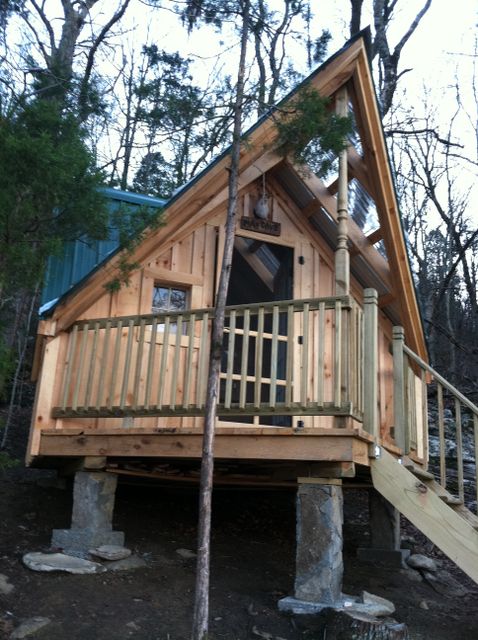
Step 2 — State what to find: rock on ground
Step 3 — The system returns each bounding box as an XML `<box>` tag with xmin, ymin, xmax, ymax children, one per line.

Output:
<box><xmin>89</xmin><ymin>545</ymin><xmax>132</xmax><ymax>561</ymax></box>
<box><xmin>0</xmin><ymin>573</ymin><xmax>14</xmax><ymax>595</ymax></box>
<box><xmin>175</xmin><ymin>548</ymin><xmax>197</xmax><ymax>559</ymax></box>
<box><xmin>362</xmin><ymin>591</ymin><xmax>396</xmax><ymax>615</ymax></box>
<box><xmin>11</xmin><ymin>617</ymin><xmax>51</xmax><ymax>639</ymax></box>
<box><xmin>22</xmin><ymin>552</ymin><xmax>106</xmax><ymax>574</ymax></box>
<box><xmin>407</xmin><ymin>554</ymin><xmax>438</xmax><ymax>573</ymax></box>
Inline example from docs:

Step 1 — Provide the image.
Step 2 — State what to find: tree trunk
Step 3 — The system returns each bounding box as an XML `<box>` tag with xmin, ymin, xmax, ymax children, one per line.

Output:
<box><xmin>191</xmin><ymin>2</ymin><xmax>250</xmax><ymax>639</ymax></box>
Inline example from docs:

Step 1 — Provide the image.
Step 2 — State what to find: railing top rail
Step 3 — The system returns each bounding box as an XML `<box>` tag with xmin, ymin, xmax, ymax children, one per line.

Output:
<box><xmin>403</xmin><ymin>343</ymin><xmax>478</xmax><ymax>417</ymax></box>
<box><xmin>70</xmin><ymin>295</ymin><xmax>359</xmax><ymax>331</ymax></box>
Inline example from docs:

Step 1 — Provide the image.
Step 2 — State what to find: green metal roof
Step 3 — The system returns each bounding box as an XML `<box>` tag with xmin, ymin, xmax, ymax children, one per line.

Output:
<box><xmin>40</xmin><ymin>187</ymin><xmax>166</xmax><ymax>314</ymax></box>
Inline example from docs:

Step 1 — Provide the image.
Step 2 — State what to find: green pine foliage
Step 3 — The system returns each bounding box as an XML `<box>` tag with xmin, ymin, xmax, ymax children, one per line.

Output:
<box><xmin>275</xmin><ymin>87</ymin><xmax>352</xmax><ymax>177</ymax></box>
<box><xmin>0</xmin><ymin>99</ymin><xmax>108</xmax><ymax>296</ymax></box>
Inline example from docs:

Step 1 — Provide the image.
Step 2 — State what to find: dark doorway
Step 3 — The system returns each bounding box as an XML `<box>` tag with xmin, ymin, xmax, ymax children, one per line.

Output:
<box><xmin>221</xmin><ymin>238</ymin><xmax>293</xmax><ymax>425</ymax></box>
<box><xmin>226</xmin><ymin>237</ymin><xmax>293</xmax><ymax>306</ymax></box>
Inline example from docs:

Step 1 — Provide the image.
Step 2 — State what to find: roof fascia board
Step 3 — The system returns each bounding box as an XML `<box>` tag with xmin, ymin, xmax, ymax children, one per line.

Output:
<box><xmin>351</xmin><ymin>52</ymin><xmax>426</xmax><ymax>359</ymax></box>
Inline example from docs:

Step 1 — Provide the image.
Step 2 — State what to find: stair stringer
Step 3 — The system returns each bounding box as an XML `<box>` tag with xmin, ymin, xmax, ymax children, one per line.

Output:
<box><xmin>370</xmin><ymin>446</ymin><xmax>478</xmax><ymax>584</ymax></box>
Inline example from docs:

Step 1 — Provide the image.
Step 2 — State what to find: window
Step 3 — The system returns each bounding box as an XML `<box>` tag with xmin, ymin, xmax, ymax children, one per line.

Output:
<box><xmin>152</xmin><ymin>285</ymin><xmax>188</xmax><ymax>314</ymax></box>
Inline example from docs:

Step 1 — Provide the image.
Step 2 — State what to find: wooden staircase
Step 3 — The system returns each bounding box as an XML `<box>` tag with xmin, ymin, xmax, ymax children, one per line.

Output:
<box><xmin>371</xmin><ymin>446</ymin><xmax>478</xmax><ymax>583</ymax></box>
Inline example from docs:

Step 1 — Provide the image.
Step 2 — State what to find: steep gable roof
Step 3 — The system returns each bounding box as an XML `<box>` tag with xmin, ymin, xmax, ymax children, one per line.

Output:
<box><xmin>43</xmin><ymin>30</ymin><xmax>426</xmax><ymax>360</ymax></box>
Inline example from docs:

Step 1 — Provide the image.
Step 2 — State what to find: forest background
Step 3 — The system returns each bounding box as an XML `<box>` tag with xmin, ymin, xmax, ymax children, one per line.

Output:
<box><xmin>0</xmin><ymin>0</ymin><xmax>477</xmax><ymax>453</ymax></box>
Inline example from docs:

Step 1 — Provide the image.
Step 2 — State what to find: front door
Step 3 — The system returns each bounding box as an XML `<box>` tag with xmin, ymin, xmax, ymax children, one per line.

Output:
<box><xmin>220</xmin><ymin>237</ymin><xmax>294</xmax><ymax>425</ymax></box>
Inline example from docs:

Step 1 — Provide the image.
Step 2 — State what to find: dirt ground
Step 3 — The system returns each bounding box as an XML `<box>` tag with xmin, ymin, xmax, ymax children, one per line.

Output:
<box><xmin>1</xmin><ymin>459</ymin><xmax>478</xmax><ymax>640</ymax></box>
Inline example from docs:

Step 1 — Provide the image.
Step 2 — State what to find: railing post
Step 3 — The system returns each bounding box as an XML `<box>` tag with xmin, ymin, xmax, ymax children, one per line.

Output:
<box><xmin>335</xmin><ymin>86</ymin><xmax>350</xmax><ymax>297</ymax></box>
<box><xmin>393</xmin><ymin>326</ymin><xmax>408</xmax><ymax>454</ymax></box>
<box><xmin>363</xmin><ymin>289</ymin><xmax>378</xmax><ymax>438</ymax></box>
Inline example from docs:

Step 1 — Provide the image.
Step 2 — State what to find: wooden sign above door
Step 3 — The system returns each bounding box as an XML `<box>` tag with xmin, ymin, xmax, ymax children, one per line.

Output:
<box><xmin>240</xmin><ymin>216</ymin><xmax>281</xmax><ymax>236</ymax></box>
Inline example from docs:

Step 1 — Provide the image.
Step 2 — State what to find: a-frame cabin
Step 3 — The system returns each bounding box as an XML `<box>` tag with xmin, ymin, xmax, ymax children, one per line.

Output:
<box><xmin>29</xmin><ymin>32</ymin><xmax>478</xmax><ymax>600</ymax></box>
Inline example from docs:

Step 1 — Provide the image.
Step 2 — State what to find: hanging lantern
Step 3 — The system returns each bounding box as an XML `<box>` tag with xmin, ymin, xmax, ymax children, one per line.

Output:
<box><xmin>253</xmin><ymin>172</ymin><xmax>269</xmax><ymax>220</ymax></box>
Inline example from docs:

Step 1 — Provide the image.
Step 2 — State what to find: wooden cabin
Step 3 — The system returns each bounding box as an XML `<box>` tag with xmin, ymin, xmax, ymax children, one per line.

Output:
<box><xmin>29</xmin><ymin>32</ymin><xmax>478</xmax><ymax>587</ymax></box>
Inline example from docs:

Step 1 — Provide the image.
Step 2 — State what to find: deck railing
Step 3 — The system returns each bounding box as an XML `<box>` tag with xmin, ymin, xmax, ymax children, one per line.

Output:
<box><xmin>52</xmin><ymin>295</ymin><xmax>364</xmax><ymax>421</ymax></box>
<box><xmin>393</xmin><ymin>326</ymin><xmax>478</xmax><ymax>511</ymax></box>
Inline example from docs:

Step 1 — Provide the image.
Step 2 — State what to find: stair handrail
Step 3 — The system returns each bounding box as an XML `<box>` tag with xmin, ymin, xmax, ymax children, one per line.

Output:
<box><xmin>394</xmin><ymin>325</ymin><xmax>478</xmax><ymax>511</ymax></box>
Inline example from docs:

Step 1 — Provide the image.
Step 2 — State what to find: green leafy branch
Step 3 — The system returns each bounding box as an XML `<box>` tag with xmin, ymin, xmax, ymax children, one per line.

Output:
<box><xmin>275</xmin><ymin>87</ymin><xmax>352</xmax><ymax>177</ymax></box>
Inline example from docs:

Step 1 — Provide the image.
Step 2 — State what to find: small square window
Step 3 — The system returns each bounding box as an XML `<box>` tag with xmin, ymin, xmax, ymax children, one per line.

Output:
<box><xmin>152</xmin><ymin>285</ymin><xmax>187</xmax><ymax>313</ymax></box>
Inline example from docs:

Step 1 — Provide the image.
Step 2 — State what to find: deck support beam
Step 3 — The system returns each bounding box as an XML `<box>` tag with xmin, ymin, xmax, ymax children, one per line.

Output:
<box><xmin>51</xmin><ymin>471</ymin><xmax>124</xmax><ymax>554</ymax></box>
<box><xmin>280</xmin><ymin>479</ymin><xmax>345</xmax><ymax>613</ymax></box>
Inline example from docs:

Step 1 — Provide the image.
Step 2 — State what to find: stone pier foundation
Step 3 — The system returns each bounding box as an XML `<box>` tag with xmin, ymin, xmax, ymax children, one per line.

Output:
<box><xmin>52</xmin><ymin>471</ymin><xmax>124</xmax><ymax>554</ymax></box>
<box><xmin>279</xmin><ymin>479</ymin><xmax>345</xmax><ymax>613</ymax></box>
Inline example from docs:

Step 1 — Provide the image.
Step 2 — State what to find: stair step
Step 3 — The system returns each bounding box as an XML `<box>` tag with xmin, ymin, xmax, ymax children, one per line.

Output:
<box><xmin>403</xmin><ymin>463</ymin><xmax>434</xmax><ymax>482</ymax></box>
<box><xmin>439</xmin><ymin>494</ymin><xmax>463</xmax><ymax>506</ymax></box>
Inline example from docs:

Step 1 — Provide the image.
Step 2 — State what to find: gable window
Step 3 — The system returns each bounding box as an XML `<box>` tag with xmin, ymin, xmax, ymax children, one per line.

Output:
<box><xmin>152</xmin><ymin>285</ymin><xmax>188</xmax><ymax>314</ymax></box>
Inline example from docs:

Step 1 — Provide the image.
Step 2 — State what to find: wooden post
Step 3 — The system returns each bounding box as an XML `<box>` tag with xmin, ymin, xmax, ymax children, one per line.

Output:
<box><xmin>363</xmin><ymin>289</ymin><xmax>378</xmax><ymax>438</ymax></box>
<box><xmin>335</xmin><ymin>86</ymin><xmax>350</xmax><ymax>296</ymax></box>
<box><xmin>393</xmin><ymin>326</ymin><xmax>408</xmax><ymax>453</ymax></box>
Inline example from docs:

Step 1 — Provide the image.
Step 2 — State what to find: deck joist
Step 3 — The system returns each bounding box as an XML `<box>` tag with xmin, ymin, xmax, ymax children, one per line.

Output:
<box><xmin>37</xmin><ymin>426</ymin><xmax>374</xmax><ymax>464</ymax></box>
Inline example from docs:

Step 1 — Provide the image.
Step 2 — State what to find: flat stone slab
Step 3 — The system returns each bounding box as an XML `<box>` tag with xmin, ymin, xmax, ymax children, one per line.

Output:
<box><xmin>23</xmin><ymin>552</ymin><xmax>106</xmax><ymax>574</ymax></box>
<box><xmin>278</xmin><ymin>595</ymin><xmax>358</xmax><ymax>615</ymax></box>
<box><xmin>89</xmin><ymin>545</ymin><xmax>132</xmax><ymax>561</ymax></box>
<box><xmin>279</xmin><ymin>591</ymin><xmax>395</xmax><ymax>618</ymax></box>
<box><xmin>11</xmin><ymin>617</ymin><xmax>51</xmax><ymax>639</ymax></box>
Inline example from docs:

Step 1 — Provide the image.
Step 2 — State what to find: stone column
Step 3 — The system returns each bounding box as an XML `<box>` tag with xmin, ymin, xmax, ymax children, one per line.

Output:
<box><xmin>357</xmin><ymin>489</ymin><xmax>409</xmax><ymax>567</ymax></box>
<box><xmin>52</xmin><ymin>471</ymin><xmax>124</xmax><ymax>555</ymax></box>
<box><xmin>294</xmin><ymin>481</ymin><xmax>344</xmax><ymax>604</ymax></box>
<box><xmin>280</xmin><ymin>479</ymin><xmax>345</xmax><ymax>614</ymax></box>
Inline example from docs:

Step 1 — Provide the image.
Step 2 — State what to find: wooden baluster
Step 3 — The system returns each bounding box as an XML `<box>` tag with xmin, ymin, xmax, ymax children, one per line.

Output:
<box><xmin>437</xmin><ymin>382</ymin><xmax>446</xmax><ymax>488</ymax></box>
<box><xmin>196</xmin><ymin>312</ymin><xmax>209</xmax><ymax>410</ymax></box>
<box><xmin>144</xmin><ymin>317</ymin><xmax>158</xmax><ymax>409</ymax></box>
<box><xmin>157</xmin><ymin>315</ymin><xmax>170</xmax><ymax>410</ymax></box>
<box><xmin>96</xmin><ymin>320</ymin><xmax>111</xmax><ymax>410</ymax></box>
<box><xmin>108</xmin><ymin>320</ymin><xmax>123</xmax><ymax>410</ymax></box>
<box><xmin>183</xmin><ymin>314</ymin><xmax>196</xmax><ymax>410</ymax></box>
<box><xmin>224</xmin><ymin>311</ymin><xmax>236</xmax><ymax>410</ymax></box>
<box><xmin>239</xmin><ymin>309</ymin><xmax>250</xmax><ymax>409</ymax></box>
<box><xmin>84</xmin><ymin>321</ymin><xmax>100</xmax><ymax>409</ymax></box>
<box><xmin>455</xmin><ymin>399</ymin><xmax>464</xmax><ymax>503</ymax></box>
<box><xmin>334</xmin><ymin>300</ymin><xmax>342</xmax><ymax>408</ymax></box>
<box><xmin>363</xmin><ymin>289</ymin><xmax>378</xmax><ymax>438</ymax></box>
<box><xmin>393</xmin><ymin>326</ymin><xmax>407</xmax><ymax>453</ymax></box>
<box><xmin>317</xmin><ymin>301</ymin><xmax>325</xmax><ymax>409</ymax></box>
<box><xmin>61</xmin><ymin>325</ymin><xmax>78</xmax><ymax>410</ymax></box>
<box><xmin>132</xmin><ymin>319</ymin><xmax>146</xmax><ymax>411</ymax></box>
<box><xmin>254</xmin><ymin>308</ymin><xmax>264</xmax><ymax>410</ymax></box>
<box><xmin>72</xmin><ymin>324</ymin><xmax>89</xmax><ymax>411</ymax></box>
<box><xmin>120</xmin><ymin>319</ymin><xmax>135</xmax><ymax>411</ymax></box>
<box><xmin>170</xmin><ymin>315</ymin><xmax>183</xmax><ymax>410</ymax></box>
<box><xmin>270</xmin><ymin>305</ymin><xmax>279</xmax><ymax>409</ymax></box>
<box><xmin>300</xmin><ymin>302</ymin><xmax>309</xmax><ymax>409</ymax></box>
<box><xmin>348</xmin><ymin>305</ymin><xmax>356</xmax><ymax>414</ymax></box>
<box><xmin>421</xmin><ymin>368</ymin><xmax>429</xmax><ymax>464</ymax></box>
<box><xmin>285</xmin><ymin>304</ymin><xmax>294</xmax><ymax>409</ymax></box>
